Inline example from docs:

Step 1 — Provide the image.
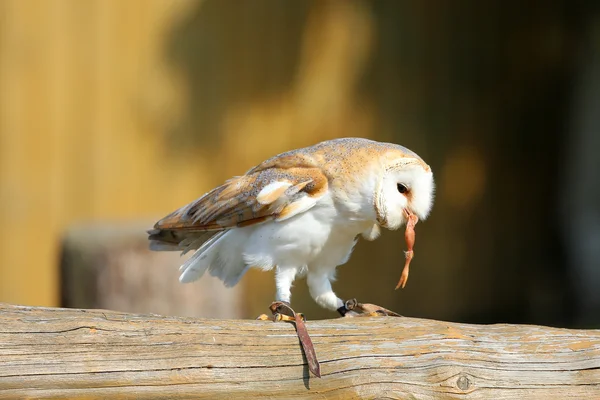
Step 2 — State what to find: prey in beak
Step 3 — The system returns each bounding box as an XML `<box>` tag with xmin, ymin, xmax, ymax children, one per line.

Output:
<box><xmin>395</xmin><ymin>208</ymin><xmax>419</xmax><ymax>290</ymax></box>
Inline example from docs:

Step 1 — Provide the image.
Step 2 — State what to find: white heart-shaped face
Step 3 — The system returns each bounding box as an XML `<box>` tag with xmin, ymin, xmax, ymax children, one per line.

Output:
<box><xmin>375</xmin><ymin>159</ymin><xmax>435</xmax><ymax>230</ymax></box>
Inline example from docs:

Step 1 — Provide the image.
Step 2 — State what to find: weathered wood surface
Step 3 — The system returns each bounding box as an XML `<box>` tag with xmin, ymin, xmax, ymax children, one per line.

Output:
<box><xmin>1</xmin><ymin>304</ymin><xmax>599</xmax><ymax>399</ymax></box>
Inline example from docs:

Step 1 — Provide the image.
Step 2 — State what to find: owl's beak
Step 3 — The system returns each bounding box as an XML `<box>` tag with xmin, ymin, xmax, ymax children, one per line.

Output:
<box><xmin>404</xmin><ymin>203</ymin><xmax>425</xmax><ymax>222</ymax></box>
<box><xmin>403</xmin><ymin>208</ymin><xmax>418</xmax><ymax>225</ymax></box>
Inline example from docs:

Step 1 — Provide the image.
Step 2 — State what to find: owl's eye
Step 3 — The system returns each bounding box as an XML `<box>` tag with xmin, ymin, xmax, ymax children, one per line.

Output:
<box><xmin>397</xmin><ymin>183</ymin><xmax>408</xmax><ymax>194</ymax></box>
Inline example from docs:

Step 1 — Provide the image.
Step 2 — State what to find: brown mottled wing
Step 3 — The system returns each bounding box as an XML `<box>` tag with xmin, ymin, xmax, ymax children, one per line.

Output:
<box><xmin>152</xmin><ymin>166</ymin><xmax>328</xmax><ymax>235</ymax></box>
<box><xmin>246</xmin><ymin>152</ymin><xmax>319</xmax><ymax>174</ymax></box>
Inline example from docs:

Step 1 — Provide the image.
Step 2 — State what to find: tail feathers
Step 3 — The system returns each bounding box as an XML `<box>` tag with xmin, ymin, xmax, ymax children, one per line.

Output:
<box><xmin>181</xmin><ymin>251</ymin><xmax>248</xmax><ymax>287</ymax></box>
<box><xmin>178</xmin><ymin>231</ymin><xmax>227</xmax><ymax>271</ymax></box>
<box><xmin>148</xmin><ymin>228</ymin><xmax>182</xmax><ymax>251</ymax></box>
<box><xmin>148</xmin><ymin>229</ymin><xmax>219</xmax><ymax>254</ymax></box>
<box><xmin>149</xmin><ymin>241</ymin><xmax>180</xmax><ymax>251</ymax></box>
<box><xmin>178</xmin><ymin>231</ymin><xmax>228</xmax><ymax>282</ymax></box>
<box><xmin>180</xmin><ymin>230</ymin><xmax>251</xmax><ymax>287</ymax></box>
<box><xmin>207</xmin><ymin>250</ymin><xmax>249</xmax><ymax>287</ymax></box>
<box><xmin>178</xmin><ymin>249</ymin><xmax>211</xmax><ymax>283</ymax></box>
<box><xmin>222</xmin><ymin>265</ymin><xmax>251</xmax><ymax>287</ymax></box>
<box><xmin>149</xmin><ymin>227</ymin><xmax>251</xmax><ymax>287</ymax></box>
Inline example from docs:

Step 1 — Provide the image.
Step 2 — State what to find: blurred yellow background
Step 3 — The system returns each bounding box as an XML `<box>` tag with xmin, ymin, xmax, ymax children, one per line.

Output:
<box><xmin>0</xmin><ymin>0</ymin><xmax>381</xmax><ymax>308</ymax></box>
<box><xmin>1</xmin><ymin>0</ymin><xmax>599</xmax><ymax>327</ymax></box>
<box><xmin>0</xmin><ymin>0</ymin><xmax>196</xmax><ymax>305</ymax></box>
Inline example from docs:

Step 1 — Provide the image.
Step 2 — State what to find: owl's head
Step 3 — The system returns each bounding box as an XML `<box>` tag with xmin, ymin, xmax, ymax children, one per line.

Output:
<box><xmin>374</xmin><ymin>150</ymin><xmax>435</xmax><ymax>230</ymax></box>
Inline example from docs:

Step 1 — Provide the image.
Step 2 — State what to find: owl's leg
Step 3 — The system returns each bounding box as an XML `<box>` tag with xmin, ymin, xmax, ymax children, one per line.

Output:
<box><xmin>259</xmin><ymin>269</ymin><xmax>342</xmax><ymax>318</ymax></box>
<box><xmin>306</xmin><ymin>272</ymin><xmax>344</xmax><ymax>312</ymax></box>
<box><xmin>256</xmin><ymin>266</ymin><xmax>298</xmax><ymax>321</ymax></box>
<box><xmin>275</xmin><ymin>265</ymin><xmax>298</xmax><ymax>304</ymax></box>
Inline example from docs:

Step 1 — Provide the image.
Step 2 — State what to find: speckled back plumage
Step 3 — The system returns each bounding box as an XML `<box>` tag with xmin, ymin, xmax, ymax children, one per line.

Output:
<box><xmin>151</xmin><ymin>138</ymin><xmax>426</xmax><ymax>234</ymax></box>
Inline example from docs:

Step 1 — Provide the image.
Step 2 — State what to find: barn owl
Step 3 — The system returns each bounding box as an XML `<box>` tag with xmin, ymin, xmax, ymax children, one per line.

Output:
<box><xmin>148</xmin><ymin>137</ymin><xmax>434</xmax><ymax>317</ymax></box>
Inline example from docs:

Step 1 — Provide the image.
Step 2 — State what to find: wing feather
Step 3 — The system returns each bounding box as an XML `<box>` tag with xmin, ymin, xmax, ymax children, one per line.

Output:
<box><xmin>148</xmin><ymin>155</ymin><xmax>329</xmax><ymax>286</ymax></box>
<box><xmin>256</xmin><ymin>181</ymin><xmax>293</xmax><ymax>205</ymax></box>
<box><xmin>148</xmin><ymin>164</ymin><xmax>328</xmax><ymax>253</ymax></box>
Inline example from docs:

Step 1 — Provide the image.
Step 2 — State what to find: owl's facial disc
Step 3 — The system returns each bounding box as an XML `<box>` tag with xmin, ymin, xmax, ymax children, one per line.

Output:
<box><xmin>375</xmin><ymin>157</ymin><xmax>434</xmax><ymax>231</ymax></box>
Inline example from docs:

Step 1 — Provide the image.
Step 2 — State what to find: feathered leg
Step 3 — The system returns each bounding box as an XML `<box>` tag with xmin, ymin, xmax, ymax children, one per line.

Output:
<box><xmin>306</xmin><ymin>272</ymin><xmax>344</xmax><ymax>311</ymax></box>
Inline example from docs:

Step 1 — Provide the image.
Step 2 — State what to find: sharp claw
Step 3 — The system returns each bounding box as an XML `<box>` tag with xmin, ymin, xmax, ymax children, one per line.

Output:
<box><xmin>273</xmin><ymin>313</ymin><xmax>295</xmax><ymax>322</ymax></box>
<box><xmin>340</xmin><ymin>299</ymin><xmax>403</xmax><ymax>318</ymax></box>
<box><xmin>345</xmin><ymin>298</ymin><xmax>358</xmax><ymax>310</ymax></box>
<box><xmin>270</xmin><ymin>301</ymin><xmax>295</xmax><ymax>317</ymax></box>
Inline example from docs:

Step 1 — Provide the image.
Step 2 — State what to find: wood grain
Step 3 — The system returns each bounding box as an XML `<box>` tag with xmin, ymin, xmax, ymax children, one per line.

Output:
<box><xmin>0</xmin><ymin>303</ymin><xmax>599</xmax><ymax>399</ymax></box>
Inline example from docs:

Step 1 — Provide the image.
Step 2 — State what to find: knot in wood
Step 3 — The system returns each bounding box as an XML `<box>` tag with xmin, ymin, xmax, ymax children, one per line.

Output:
<box><xmin>456</xmin><ymin>374</ymin><xmax>471</xmax><ymax>391</ymax></box>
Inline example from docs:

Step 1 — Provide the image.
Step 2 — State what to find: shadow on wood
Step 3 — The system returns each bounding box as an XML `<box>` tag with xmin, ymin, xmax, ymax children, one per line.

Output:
<box><xmin>1</xmin><ymin>303</ymin><xmax>599</xmax><ymax>399</ymax></box>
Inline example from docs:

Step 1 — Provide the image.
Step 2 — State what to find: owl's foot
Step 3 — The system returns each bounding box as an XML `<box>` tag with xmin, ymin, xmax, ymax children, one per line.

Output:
<box><xmin>338</xmin><ymin>298</ymin><xmax>403</xmax><ymax>317</ymax></box>
<box><xmin>256</xmin><ymin>301</ymin><xmax>321</xmax><ymax>378</ymax></box>
<box><xmin>256</xmin><ymin>301</ymin><xmax>304</xmax><ymax>322</ymax></box>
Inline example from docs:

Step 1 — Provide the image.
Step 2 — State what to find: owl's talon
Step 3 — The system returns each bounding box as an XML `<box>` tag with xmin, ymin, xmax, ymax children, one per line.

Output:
<box><xmin>345</xmin><ymin>298</ymin><xmax>358</xmax><ymax>311</ymax></box>
<box><xmin>340</xmin><ymin>299</ymin><xmax>403</xmax><ymax>318</ymax></box>
<box><xmin>273</xmin><ymin>313</ymin><xmax>295</xmax><ymax>322</ymax></box>
<box><xmin>269</xmin><ymin>301</ymin><xmax>295</xmax><ymax>317</ymax></box>
<box><xmin>337</xmin><ymin>298</ymin><xmax>358</xmax><ymax>316</ymax></box>
<box><xmin>255</xmin><ymin>309</ymin><xmax>295</xmax><ymax>322</ymax></box>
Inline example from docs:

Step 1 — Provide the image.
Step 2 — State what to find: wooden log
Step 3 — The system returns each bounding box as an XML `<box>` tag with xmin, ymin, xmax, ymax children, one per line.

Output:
<box><xmin>0</xmin><ymin>303</ymin><xmax>599</xmax><ymax>399</ymax></box>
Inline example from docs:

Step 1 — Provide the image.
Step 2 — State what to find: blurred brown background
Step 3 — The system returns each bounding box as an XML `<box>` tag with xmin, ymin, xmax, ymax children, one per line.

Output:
<box><xmin>1</xmin><ymin>0</ymin><xmax>599</xmax><ymax>327</ymax></box>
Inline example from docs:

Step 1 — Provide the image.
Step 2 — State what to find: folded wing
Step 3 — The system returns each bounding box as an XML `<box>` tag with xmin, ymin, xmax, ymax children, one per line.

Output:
<box><xmin>148</xmin><ymin>164</ymin><xmax>329</xmax><ymax>285</ymax></box>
